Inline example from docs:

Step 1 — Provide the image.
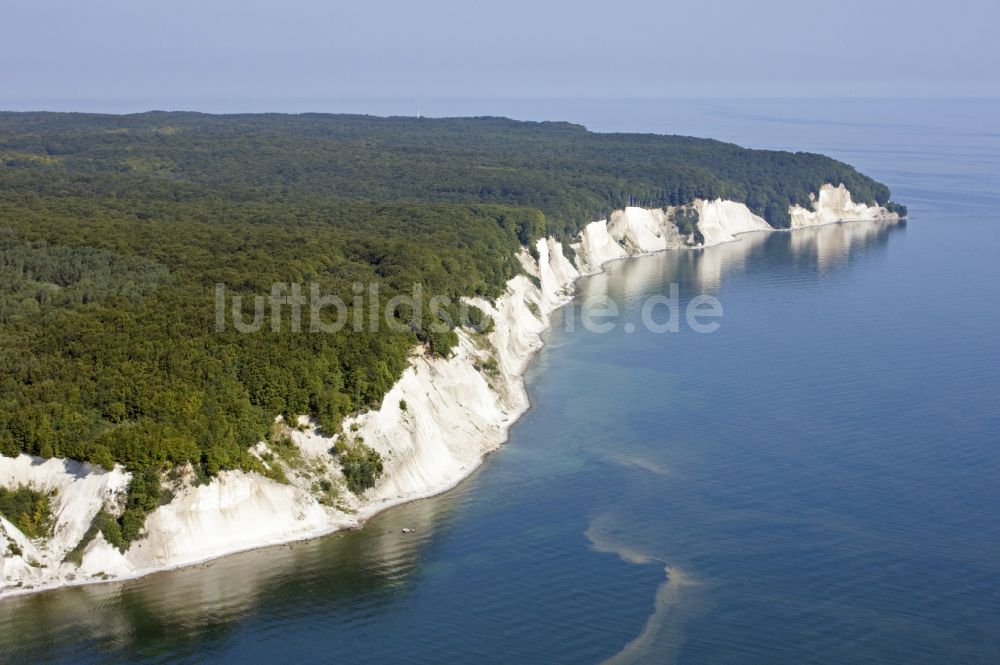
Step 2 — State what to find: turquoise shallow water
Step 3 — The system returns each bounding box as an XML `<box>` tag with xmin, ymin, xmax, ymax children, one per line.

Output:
<box><xmin>1</xmin><ymin>99</ymin><xmax>998</xmax><ymax>664</ymax></box>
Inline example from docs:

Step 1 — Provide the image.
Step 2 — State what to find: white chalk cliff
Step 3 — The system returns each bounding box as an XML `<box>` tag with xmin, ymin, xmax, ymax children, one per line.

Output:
<box><xmin>0</xmin><ymin>184</ymin><xmax>899</xmax><ymax>597</ymax></box>
<box><xmin>789</xmin><ymin>183</ymin><xmax>898</xmax><ymax>228</ymax></box>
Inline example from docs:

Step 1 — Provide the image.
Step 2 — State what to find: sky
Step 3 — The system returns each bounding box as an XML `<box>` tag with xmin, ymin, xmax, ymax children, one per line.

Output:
<box><xmin>1</xmin><ymin>0</ymin><xmax>997</xmax><ymax>111</ymax></box>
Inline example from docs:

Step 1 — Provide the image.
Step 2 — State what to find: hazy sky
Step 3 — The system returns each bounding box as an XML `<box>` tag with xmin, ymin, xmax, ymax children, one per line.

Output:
<box><xmin>2</xmin><ymin>0</ymin><xmax>997</xmax><ymax>109</ymax></box>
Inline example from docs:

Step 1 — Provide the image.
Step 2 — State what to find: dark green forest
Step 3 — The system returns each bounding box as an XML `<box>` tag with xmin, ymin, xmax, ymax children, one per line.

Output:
<box><xmin>0</xmin><ymin>112</ymin><xmax>905</xmax><ymax>231</ymax></box>
<box><xmin>0</xmin><ymin>112</ymin><xmax>904</xmax><ymax>546</ymax></box>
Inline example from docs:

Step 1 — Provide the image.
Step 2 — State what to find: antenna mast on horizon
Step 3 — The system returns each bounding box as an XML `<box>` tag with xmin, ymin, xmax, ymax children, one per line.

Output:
<box><xmin>417</xmin><ymin>98</ymin><xmax>421</xmax><ymax>119</ymax></box>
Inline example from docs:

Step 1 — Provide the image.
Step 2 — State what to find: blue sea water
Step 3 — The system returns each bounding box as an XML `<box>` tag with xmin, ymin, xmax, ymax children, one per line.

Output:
<box><xmin>1</xmin><ymin>98</ymin><xmax>998</xmax><ymax>664</ymax></box>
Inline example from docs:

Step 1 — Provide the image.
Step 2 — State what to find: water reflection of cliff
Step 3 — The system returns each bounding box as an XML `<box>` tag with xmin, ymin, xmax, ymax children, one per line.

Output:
<box><xmin>587</xmin><ymin>220</ymin><xmax>904</xmax><ymax>306</ymax></box>
<box><xmin>788</xmin><ymin>219</ymin><xmax>904</xmax><ymax>271</ymax></box>
<box><xmin>0</xmin><ymin>485</ymin><xmax>463</xmax><ymax>661</ymax></box>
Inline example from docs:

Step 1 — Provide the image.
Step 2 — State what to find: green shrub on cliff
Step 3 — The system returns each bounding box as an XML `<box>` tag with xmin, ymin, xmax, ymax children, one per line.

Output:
<box><xmin>673</xmin><ymin>207</ymin><xmax>704</xmax><ymax>245</ymax></box>
<box><xmin>335</xmin><ymin>442</ymin><xmax>385</xmax><ymax>495</ymax></box>
<box><xmin>0</xmin><ymin>485</ymin><xmax>53</xmax><ymax>539</ymax></box>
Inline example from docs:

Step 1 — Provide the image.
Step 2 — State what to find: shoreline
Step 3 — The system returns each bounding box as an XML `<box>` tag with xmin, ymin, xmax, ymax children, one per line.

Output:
<box><xmin>0</xmin><ymin>191</ymin><xmax>901</xmax><ymax>600</ymax></box>
<box><xmin>0</xmin><ymin>264</ymin><xmax>560</xmax><ymax>600</ymax></box>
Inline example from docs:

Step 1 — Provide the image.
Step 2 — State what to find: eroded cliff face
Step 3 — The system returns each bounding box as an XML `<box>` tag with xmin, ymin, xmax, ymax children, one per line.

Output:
<box><xmin>789</xmin><ymin>183</ymin><xmax>899</xmax><ymax>228</ymax></box>
<box><xmin>696</xmin><ymin>200</ymin><xmax>772</xmax><ymax>245</ymax></box>
<box><xmin>0</xmin><ymin>184</ymin><xmax>900</xmax><ymax>596</ymax></box>
<box><xmin>0</xmin><ymin>456</ymin><xmax>129</xmax><ymax>587</ymax></box>
<box><xmin>574</xmin><ymin>200</ymin><xmax>773</xmax><ymax>273</ymax></box>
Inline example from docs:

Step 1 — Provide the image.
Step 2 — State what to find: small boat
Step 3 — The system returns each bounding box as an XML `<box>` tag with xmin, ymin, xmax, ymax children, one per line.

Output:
<box><xmin>401</xmin><ymin>527</ymin><xmax>415</xmax><ymax>534</ymax></box>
